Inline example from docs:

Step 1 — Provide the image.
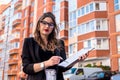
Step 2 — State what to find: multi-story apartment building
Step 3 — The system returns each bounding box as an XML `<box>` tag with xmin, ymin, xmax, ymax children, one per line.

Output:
<box><xmin>0</xmin><ymin>3</ymin><xmax>12</xmax><ymax>80</ymax></box>
<box><xmin>107</xmin><ymin>0</ymin><xmax>120</xmax><ymax>71</ymax></box>
<box><xmin>0</xmin><ymin>0</ymin><xmax>120</xmax><ymax>80</ymax></box>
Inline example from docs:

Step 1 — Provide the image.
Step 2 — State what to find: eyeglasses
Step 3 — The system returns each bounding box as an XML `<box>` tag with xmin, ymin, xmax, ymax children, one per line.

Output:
<box><xmin>40</xmin><ymin>20</ymin><xmax>54</xmax><ymax>28</ymax></box>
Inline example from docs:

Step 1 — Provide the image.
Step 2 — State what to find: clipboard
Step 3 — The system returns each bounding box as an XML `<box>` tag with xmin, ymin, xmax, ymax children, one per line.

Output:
<box><xmin>58</xmin><ymin>47</ymin><xmax>94</xmax><ymax>68</ymax></box>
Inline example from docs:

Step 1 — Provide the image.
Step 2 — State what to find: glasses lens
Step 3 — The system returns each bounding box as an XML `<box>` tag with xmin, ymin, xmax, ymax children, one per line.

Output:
<box><xmin>41</xmin><ymin>21</ymin><xmax>54</xmax><ymax>28</ymax></box>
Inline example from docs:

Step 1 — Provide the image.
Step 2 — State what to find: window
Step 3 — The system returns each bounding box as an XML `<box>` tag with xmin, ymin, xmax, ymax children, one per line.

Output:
<box><xmin>84</xmin><ymin>40</ymin><xmax>91</xmax><ymax>48</ymax></box>
<box><xmin>43</xmin><ymin>0</ymin><xmax>46</xmax><ymax>4</ymax></box>
<box><xmin>30</xmin><ymin>22</ymin><xmax>33</xmax><ymax>28</ymax></box>
<box><xmin>95</xmin><ymin>3</ymin><xmax>100</xmax><ymax>10</ymax></box>
<box><xmin>81</xmin><ymin>7</ymin><xmax>85</xmax><ymax>15</ymax></box>
<box><xmin>95</xmin><ymin>3</ymin><xmax>106</xmax><ymax>11</ymax></box>
<box><xmin>78</xmin><ymin>19</ymin><xmax>107</xmax><ymax>35</ymax></box>
<box><xmin>52</xmin><ymin>5</ymin><xmax>55</xmax><ymax>13</ymax></box>
<box><xmin>69</xmin><ymin>0</ymin><xmax>77</xmax><ymax>12</ymax></box>
<box><xmin>115</xmin><ymin>14</ymin><xmax>120</xmax><ymax>32</ymax></box>
<box><xmin>23</xmin><ymin>20</ymin><xmax>26</xmax><ymax>28</ymax></box>
<box><xmin>69</xmin><ymin>11</ymin><xmax>77</xmax><ymax>28</ymax></box>
<box><xmin>117</xmin><ymin>36</ymin><xmax>120</xmax><ymax>53</ymax></box>
<box><xmin>96</xmin><ymin>20</ymin><xmax>100</xmax><ymax>30</ymax></box>
<box><xmin>15</xmin><ymin>42</ymin><xmax>19</xmax><ymax>48</ymax></box>
<box><xmin>31</xmin><ymin>1</ymin><xmax>34</xmax><ymax>7</ymax></box>
<box><xmin>96</xmin><ymin>19</ymin><xmax>108</xmax><ymax>31</ymax></box>
<box><xmin>69</xmin><ymin>43</ymin><xmax>77</xmax><ymax>55</ymax></box>
<box><xmin>86</xmin><ymin>5</ymin><xmax>89</xmax><ymax>13</ymax></box>
<box><xmin>59</xmin><ymin>22</ymin><xmax>66</xmax><ymax>31</ymax></box>
<box><xmin>119</xmin><ymin>58</ymin><xmax>120</xmax><ymax>71</ymax></box>
<box><xmin>96</xmin><ymin>38</ymin><xmax>109</xmax><ymax>49</ymax></box>
<box><xmin>25</xmin><ymin>0</ymin><xmax>29</xmax><ymax>6</ymax></box>
<box><xmin>114</xmin><ymin>0</ymin><xmax>120</xmax><ymax>11</ymax></box>
<box><xmin>30</xmin><ymin>12</ymin><xmax>34</xmax><ymax>17</ymax></box>
<box><xmin>23</xmin><ymin>30</ymin><xmax>26</xmax><ymax>38</ymax></box>
<box><xmin>69</xmin><ymin>27</ymin><xmax>77</xmax><ymax>37</ymax></box>
<box><xmin>90</xmin><ymin>3</ymin><xmax>94</xmax><ymax>11</ymax></box>
<box><xmin>29</xmin><ymin>34</ymin><xmax>33</xmax><ymax>37</ymax></box>
<box><xmin>24</xmin><ymin>9</ymin><xmax>27</xmax><ymax>17</ymax></box>
<box><xmin>11</xmin><ymin>42</ymin><xmax>19</xmax><ymax>49</ymax></box>
<box><xmin>43</xmin><ymin>8</ymin><xmax>46</xmax><ymax>13</ymax></box>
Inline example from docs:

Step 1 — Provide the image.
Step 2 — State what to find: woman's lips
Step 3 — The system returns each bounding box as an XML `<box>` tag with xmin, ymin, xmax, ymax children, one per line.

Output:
<box><xmin>44</xmin><ymin>29</ymin><xmax>49</xmax><ymax>32</ymax></box>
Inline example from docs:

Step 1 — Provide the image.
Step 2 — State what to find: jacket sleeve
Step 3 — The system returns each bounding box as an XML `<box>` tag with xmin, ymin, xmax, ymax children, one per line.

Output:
<box><xmin>21</xmin><ymin>38</ymin><xmax>36</xmax><ymax>75</ymax></box>
<box><xmin>58</xmin><ymin>40</ymin><xmax>72</xmax><ymax>72</ymax></box>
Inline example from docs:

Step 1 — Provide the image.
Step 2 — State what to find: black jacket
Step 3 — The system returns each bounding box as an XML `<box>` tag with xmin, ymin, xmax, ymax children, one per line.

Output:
<box><xmin>21</xmin><ymin>37</ymin><xmax>70</xmax><ymax>80</ymax></box>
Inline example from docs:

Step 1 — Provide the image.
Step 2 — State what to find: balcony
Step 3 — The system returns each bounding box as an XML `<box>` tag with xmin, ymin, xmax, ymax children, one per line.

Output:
<box><xmin>12</xmin><ymin>13</ymin><xmax>21</xmax><ymax>27</ymax></box>
<box><xmin>9</xmin><ymin>48</ymin><xmax>19</xmax><ymax>55</ymax></box>
<box><xmin>8</xmin><ymin>69</ymin><xmax>17</xmax><ymax>75</ymax></box>
<box><xmin>8</xmin><ymin>58</ymin><xmax>18</xmax><ymax>65</ymax></box>
<box><xmin>59</xmin><ymin>30</ymin><xmax>68</xmax><ymax>39</ymax></box>
<box><xmin>10</xmin><ymin>38</ymin><xmax>20</xmax><ymax>43</ymax></box>
<box><xmin>12</xmin><ymin>27</ymin><xmax>20</xmax><ymax>33</ymax></box>
<box><xmin>14</xmin><ymin>9</ymin><xmax>22</xmax><ymax>15</ymax></box>
<box><xmin>12</xmin><ymin>19</ymin><xmax>21</xmax><ymax>27</ymax></box>
<box><xmin>2</xmin><ymin>15</ymin><xmax>5</xmax><ymax>21</ymax></box>
<box><xmin>14</xmin><ymin>0</ymin><xmax>22</xmax><ymax>9</ymax></box>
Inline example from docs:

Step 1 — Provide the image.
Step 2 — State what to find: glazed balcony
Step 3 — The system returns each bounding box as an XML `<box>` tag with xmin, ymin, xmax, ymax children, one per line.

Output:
<box><xmin>12</xmin><ymin>13</ymin><xmax>21</xmax><ymax>27</ymax></box>
<box><xmin>12</xmin><ymin>27</ymin><xmax>20</xmax><ymax>33</ymax></box>
<box><xmin>9</xmin><ymin>48</ymin><xmax>19</xmax><ymax>55</ymax></box>
<box><xmin>10</xmin><ymin>37</ymin><xmax>20</xmax><ymax>43</ymax></box>
<box><xmin>12</xmin><ymin>19</ymin><xmax>21</xmax><ymax>27</ymax></box>
<box><xmin>14</xmin><ymin>0</ymin><xmax>22</xmax><ymax>9</ymax></box>
<box><xmin>8</xmin><ymin>58</ymin><xmax>18</xmax><ymax>65</ymax></box>
<box><xmin>14</xmin><ymin>9</ymin><xmax>22</xmax><ymax>15</ymax></box>
<box><xmin>8</xmin><ymin>69</ymin><xmax>17</xmax><ymax>76</ymax></box>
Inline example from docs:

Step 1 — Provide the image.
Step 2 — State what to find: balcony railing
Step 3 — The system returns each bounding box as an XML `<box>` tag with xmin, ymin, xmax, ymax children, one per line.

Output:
<box><xmin>8</xmin><ymin>58</ymin><xmax>18</xmax><ymax>65</ymax></box>
<box><xmin>14</xmin><ymin>0</ymin><xmax>22</xmax><ymax>9</ymax></box>
<box><xmin>9</xmin><ymin>48</ymin><xmax>19</xmax><ymax>55</ymax></box>
<box><xmin>7</xmin><ymin>69</ymin><xmax>17</xmax><ymax>75</ymax></box>
<box><xmin>12</xmin><ymin>13</ymin><xmax>21</xmax><ymax>27</ymax></box>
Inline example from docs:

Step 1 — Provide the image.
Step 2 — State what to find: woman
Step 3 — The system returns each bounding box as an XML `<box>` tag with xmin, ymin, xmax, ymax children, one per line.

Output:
<box><xmin>21</xmin><ymin>12</ymin><xmax>88</xmax><ymax>80</ymax></box>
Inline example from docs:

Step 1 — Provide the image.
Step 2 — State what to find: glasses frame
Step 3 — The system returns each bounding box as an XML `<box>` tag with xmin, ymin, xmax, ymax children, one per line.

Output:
<box><xmin>40</xmin><ymin>20</ymin><xmax>55</xmax><ymax>28</ymax></box>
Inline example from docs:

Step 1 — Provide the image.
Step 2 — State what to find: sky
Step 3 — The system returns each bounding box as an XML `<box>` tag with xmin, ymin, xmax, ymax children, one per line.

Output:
<box><xmin>0</xmin><ymin>0</ymin><xmax>11</xmax><ymax>5</ymax></box>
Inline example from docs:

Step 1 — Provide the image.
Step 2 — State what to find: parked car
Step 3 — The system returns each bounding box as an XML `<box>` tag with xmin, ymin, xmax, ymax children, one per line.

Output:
<box><xmin>85</xmin><ymin>70</ymin><xmax>117</xmax><ymax>80</ymax></box>
<box><xmin>63</xmin><ymin>67</ymin><xmax>103</xmax><ymax>80</ymax></box>
<box><xmin>111</xmin><ymin>73</ymin><xmax>120</xmax><ymax>80</ymax></box>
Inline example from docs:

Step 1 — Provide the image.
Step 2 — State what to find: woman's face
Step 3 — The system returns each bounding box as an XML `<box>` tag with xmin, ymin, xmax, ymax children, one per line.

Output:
<box><xmin>39</xmin><ymin>17</ymin><xmax>54</xmax><ymax>37</ymax></box>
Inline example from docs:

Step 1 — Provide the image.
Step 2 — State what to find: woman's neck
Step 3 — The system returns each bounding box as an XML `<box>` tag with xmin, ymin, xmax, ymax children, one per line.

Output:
<box><xmin>41</xmin><ymin>35</ymin><xmax>48</xmax><ymax>45</ymax></box>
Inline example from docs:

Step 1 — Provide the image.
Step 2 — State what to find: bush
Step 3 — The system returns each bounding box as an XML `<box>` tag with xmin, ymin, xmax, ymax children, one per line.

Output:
<box><xmin>84</xmin><ymin>64</ymin><xmax>111</xmax><ymax>70</ymax></box>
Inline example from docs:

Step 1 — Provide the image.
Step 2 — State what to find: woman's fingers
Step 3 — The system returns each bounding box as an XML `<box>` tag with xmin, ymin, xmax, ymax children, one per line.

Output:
<box><xmin>78</xmin><ymin>53</ymin><xmax>88</xmax><ymax>61</ymax></box>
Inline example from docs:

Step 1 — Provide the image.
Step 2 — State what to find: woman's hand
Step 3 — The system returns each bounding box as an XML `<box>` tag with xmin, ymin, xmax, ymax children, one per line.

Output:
<box><xmin>19</xmin><ymin>71</ymin><xmax>27</xmax><ymax>79</ymax></box>
<box><xmin>44</xmin><ymin>56</ymin><xmax>62</xmax><ymax>67</ymax></box>
<box><xmin>78</xmin><ymin>53</ymin><xmax>88</xmax><ymax>61</ymax></box>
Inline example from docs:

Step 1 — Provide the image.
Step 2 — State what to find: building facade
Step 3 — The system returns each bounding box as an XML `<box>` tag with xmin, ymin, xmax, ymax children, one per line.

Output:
<box><xmin>0</xmin><ymin>0</ymin><xmax>120</xmax><ymax>80</ymax></box>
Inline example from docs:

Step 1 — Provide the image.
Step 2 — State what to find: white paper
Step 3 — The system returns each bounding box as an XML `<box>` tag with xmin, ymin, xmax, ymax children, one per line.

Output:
<box><xmin>58</xmin><ymin>47</ymin><xmax>94</xmax><ymax>68</ymax></box>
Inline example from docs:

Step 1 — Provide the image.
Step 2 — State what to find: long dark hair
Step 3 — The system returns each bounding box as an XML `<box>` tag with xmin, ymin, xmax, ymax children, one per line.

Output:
<box><xmin>34</xmin><ymin>12</ymin><xmax>59</xmax><ymax>51</ymax></box>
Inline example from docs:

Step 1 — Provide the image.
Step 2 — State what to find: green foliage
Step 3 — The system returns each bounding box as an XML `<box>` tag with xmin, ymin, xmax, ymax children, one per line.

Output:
<box><xmin>84</xmin><ymin>64</ymin><xmax>111</xmax><ymax>70</ymax></box>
